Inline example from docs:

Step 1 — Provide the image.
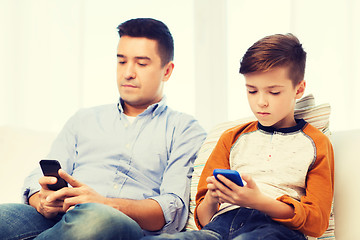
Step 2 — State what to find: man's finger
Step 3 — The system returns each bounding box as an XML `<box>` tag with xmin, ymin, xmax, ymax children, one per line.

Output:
<box><xmin>38</xmin><ymin>176</ymin><xmax>57</xmax><ymax>190</ymax></box>
<box><xmin>58</xmin><ymin>169</ymin><xmax>83</xmax><ymax>188</ymax></box>
<box><xmin>46</xmin><ymin>186</ymin><xmax>78</xmax><ymax>203</ymax></box>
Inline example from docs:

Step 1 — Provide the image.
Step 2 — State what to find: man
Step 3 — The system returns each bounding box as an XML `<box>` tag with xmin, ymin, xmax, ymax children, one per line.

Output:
<box><xmin>0</xmin><ymin>18</ymin><xmax>206</xmax><ymax>240</ymax></box>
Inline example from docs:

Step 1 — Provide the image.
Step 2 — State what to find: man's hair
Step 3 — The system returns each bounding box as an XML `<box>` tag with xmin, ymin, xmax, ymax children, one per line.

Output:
<box><xmin>117</xmin><ymin>18</ymin><xmax>174</xmax><ymax>67</ymax></box>
<box><xmin>239</xmin><ymin>33</ymin><xmax>306</xmax><ymax>86</ymax></box>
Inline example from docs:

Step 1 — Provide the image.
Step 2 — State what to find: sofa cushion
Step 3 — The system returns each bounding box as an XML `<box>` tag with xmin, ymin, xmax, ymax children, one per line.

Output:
<box><xmin>185</xmin><ymin>94</ymin><xmax>335</xmax><ymax>240</ymax></box>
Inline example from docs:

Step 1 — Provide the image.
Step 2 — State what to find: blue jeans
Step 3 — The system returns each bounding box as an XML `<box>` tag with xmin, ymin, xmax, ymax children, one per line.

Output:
<box><xmin>0</xmin><ymin>202</ymin><xmax>144</xmax><ymax>240</ymax></box>
<box><xmin>142</xmin><ymin>208</ymin><xmax>306</xmax><ymax>240</ymax></box>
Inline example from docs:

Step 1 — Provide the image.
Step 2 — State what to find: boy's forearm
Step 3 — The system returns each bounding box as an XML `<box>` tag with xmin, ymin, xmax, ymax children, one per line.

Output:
<box><xmin>253</xmin><ymin>194</ymin><xmax>295</xmax><ymax>219</ymax></box>
<box><xmin>196</xmin><ymin>191</ymin><xmax>219</xmax><ymax>227</ymax></box>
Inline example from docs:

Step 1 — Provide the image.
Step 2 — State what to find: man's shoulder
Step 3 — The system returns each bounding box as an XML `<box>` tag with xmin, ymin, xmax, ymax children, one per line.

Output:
<box><xmin>162</xmin><ymin>107</ymin><xmax>198</xmax><ymax>124</ymax></box>
<box><xmin>74</xmin><ymin>103</ymin><xmax>117</xmax><ymax>118</ymax></box>
<box><xmin>161</xmin><ymin>107</ymin><xmax>206</xmax><ymax>136</ymax></box>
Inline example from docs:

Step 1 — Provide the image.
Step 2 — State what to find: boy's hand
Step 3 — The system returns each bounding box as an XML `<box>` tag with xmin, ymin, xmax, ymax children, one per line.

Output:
<box><xmin>207</xmin><ymin>174</ymin><xmax>264</xmax><ymax>208</ymax></box>
<box><xmin>206</xmin><ymin>176</ymin><xmax>223</xmax><ymax>204</ymax></box>
<box><xmin>207</xmin><ymin>173</ymin><xmax>296</xmax><ymax>219</ymax></box>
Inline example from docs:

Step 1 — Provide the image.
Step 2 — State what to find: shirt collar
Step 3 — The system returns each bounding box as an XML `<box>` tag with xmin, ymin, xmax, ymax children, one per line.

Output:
<box><xmin>258</xmin><ymin>119</ymin><xmax>307</xmax><ymax>134</ymax></box>
<box><xmin>117</xmin><ymin>96</ymin><xmax>167</xmax><ymax>118</ymax></box>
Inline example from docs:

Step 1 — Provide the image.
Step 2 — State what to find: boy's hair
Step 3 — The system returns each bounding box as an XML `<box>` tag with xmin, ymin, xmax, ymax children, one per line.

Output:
<box><xmin>239</xmin><ymin>33</ymin><xmax>306</xmax><ymax>86</ymax></box>
<box><xmin>117</xmin><ymin>18</ymin><xmax>174</xmax><ymax>67</ymax></box>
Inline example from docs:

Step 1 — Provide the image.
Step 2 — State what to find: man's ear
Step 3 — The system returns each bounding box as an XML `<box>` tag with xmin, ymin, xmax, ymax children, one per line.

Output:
<box><xmin>295</xmin><ymin>80</ymin><xmax>306</xmax><ymax>99</ymax></box>
<box><xmin>162</xmin><ymin>61</ymin><xmax>174</xmax><ymax>82</ymax></box>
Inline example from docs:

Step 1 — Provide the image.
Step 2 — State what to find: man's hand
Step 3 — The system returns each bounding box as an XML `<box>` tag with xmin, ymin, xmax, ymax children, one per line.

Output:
<box><xmin>31</xmin><ymin>170</ymin><xmax>166</xmax><ymax>231</ymax></box>
<box><xmin>30</xmin><ymin>175</ymin><xmax>66</xmax><ymax>218</ymax></box>
<box><xmin>46</xmin><ymin>169</ymin><xmax>107</xmax><ymax>212</ymax></box>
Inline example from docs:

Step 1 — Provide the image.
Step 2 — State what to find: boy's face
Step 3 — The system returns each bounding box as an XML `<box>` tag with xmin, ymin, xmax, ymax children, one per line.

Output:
<box><xmin>244</xmin><ymin>67</ymin><xmax>305</xmax><ymax>129</ymax></box>
<box><xmin>116</xmin><ymin>36</ymin><xmax>174</xmax><ymax>115</ymax></box>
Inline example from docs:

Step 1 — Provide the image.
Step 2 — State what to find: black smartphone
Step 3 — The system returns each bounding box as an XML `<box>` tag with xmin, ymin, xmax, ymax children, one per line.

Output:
<box><xmin>40</xmin><ymin>159</ymin><xmax>68</xmax><ymax>191</ymax></box>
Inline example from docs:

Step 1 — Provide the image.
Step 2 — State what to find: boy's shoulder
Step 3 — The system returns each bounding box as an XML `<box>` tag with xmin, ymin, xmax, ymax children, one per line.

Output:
<box><xmin>302</xmin><ymin>121</ymin><xmax>331</xmax><ymax>142</ymax></box>
<box><xmin>302</xmin><ymin>122</ymin><xmax>333</xmax><ymax>153</ymax></box>
<box><xmin>219</xmin><ymin>121</ymin><xmax>258</xmax><ymax>143</ymax></box>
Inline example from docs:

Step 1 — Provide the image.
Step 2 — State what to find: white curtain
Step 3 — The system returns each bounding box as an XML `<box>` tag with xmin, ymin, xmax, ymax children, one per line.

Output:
<box><xmin>1</xmin><ymin>0</ymin><xmax>359</xmax><ymax>133</ymax></box>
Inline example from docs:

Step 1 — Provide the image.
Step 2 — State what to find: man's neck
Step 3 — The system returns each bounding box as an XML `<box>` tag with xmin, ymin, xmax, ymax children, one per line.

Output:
<box><xmin>120</xmin><ymin>97</ymin><xmax>164</xmax><ymax>117</ymax></box>
<box><xmin>123</xmin><ymin>104</ymin><xmax>147</xmax><ymax>117</ymax></box>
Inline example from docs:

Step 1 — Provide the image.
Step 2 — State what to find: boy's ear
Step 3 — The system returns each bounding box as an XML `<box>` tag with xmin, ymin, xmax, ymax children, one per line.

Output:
<box><xmin>295</xmin><ymin>80</ymin><xmax>306</xmax><ymax>99</ymax></box>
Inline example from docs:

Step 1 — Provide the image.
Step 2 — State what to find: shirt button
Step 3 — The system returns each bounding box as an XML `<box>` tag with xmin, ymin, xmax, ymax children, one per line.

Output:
<box><xmin>126</xmin><ymin>143</ymin><xmax>130</xmax><ymax>149</ymax></box>
<box><xmin>113</xmin><ymin>184</ymin><xmax>118</xmax><ymax>189</ymax></box>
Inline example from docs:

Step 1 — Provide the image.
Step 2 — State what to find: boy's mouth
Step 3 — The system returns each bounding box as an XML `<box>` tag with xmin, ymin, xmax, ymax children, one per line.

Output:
<box><xmin>257</xmin><ymin>112</ymin><xmax>270</xmax><ymax>117</ymax></box>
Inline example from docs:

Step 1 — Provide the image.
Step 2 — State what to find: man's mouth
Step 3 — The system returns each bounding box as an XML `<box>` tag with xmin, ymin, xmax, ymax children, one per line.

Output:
<box><xmin>121</xmin><ymin>84</ymin><xmax>138</xmax><ymax>88</ymax></box>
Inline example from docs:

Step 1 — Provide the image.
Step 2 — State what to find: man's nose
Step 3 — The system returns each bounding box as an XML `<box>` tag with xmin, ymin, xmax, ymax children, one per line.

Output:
<box><xmin>124</xmin><ymin>64</ymin><xmax>136</xmax><ymax>80</ymax></box>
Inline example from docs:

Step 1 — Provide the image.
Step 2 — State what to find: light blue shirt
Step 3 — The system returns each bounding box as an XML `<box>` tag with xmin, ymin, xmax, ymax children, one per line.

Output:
<box><xmin>22</xmin><ymin>97</ymin><xmax>206</xmax><ymax>234</ymax></box>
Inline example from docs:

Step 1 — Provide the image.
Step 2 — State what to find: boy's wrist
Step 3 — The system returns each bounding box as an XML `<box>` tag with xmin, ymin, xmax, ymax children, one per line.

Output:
<box><xmin>204</xmin><ymin>190</ymin><xmax>220</xmax><ymax>207</ymax></box>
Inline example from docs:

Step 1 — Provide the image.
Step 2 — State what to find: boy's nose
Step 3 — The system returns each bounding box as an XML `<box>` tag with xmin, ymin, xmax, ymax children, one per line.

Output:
<box><xmin>258</xmin><ymin>94</ymin><xmax>269</xmax><ymax>107</ymax></box>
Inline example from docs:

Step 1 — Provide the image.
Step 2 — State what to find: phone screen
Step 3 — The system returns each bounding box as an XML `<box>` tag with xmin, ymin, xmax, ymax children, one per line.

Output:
<box><xmin>40</xmin><ymin>159</ymin><xmax>68</xmax><ymax>191</ymax></box>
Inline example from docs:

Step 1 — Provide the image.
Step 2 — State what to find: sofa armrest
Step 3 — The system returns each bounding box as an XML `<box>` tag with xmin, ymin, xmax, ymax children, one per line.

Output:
<box><xmin>332</xmin><ymin>129</ymin><xmax>360</xmax><ymax>239</ymax></box>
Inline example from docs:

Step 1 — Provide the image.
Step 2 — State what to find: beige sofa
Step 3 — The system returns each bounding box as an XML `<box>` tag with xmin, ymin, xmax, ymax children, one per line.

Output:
<box><xmin>0</xmin><ymin>121</ymin><xmax>359</xmax><ymax>239</ymax></box>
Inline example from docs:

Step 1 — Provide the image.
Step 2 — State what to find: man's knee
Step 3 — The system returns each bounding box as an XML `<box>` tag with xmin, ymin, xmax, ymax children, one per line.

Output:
<box><xmin>61</xmin><ymin>203</ymin><xmax>143</xmax><ymax>239</ymax></box>
<box><xmin>0</xmin><ymin>203</ymin><xmax>56</xmax><ymax>239</ymax></box>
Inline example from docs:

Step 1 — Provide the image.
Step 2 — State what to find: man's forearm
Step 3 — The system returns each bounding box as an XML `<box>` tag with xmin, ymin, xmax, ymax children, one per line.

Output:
<box><xmin>28</xmin><ymin>192</ymin><xmax>40</xmax><ymax>209</ymax></box>
<box><xmin>104</xmin><ymin>197</ymin><xmax>165</xmax><ymax>231</ymax></box>
<box><xmin>31</xmin><ymin>189</ymin><xmax>166</xmax><ymax>231</ymax></box>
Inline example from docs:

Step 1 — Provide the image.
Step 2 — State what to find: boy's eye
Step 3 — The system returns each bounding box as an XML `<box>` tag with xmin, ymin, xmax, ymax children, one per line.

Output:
<box><xmin>248</xmin><ymin>90</ymin><xmax>257</xmax><ymax>94</ymax></box>
<box><xmin>138</xmin><ymin>63</ymin><xmax>147</xmax><ymax>67</ymax></box>
<box><xmin>118</xmin><ymin>61</ymin><xmax>126</xmax><ymax>65</ymax></box>
<box><xmin>270</xmin><ymin>91</ymin><xmax>280</xmax><ymax>95</ymax></box>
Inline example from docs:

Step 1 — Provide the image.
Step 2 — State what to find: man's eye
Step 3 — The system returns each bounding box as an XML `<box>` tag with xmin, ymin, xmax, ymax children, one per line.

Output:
<box><xmin>270</xmin><ymin>92</ymin><xmax>280</xmax><ymax>95</ymax></box>
<box><xmin>138</xmin><ymin>63</ymin><xmax>147</xmax><ymax>67</ymax></box>
<box><xmin>248</xmin><ymin>90</ymin><xmax>257</xmax><ymax>94</ymax></box>
<box><xmin>118</xmin><ymin>61</ymin><xmax>126</xmax><ymax>65</ymax></box>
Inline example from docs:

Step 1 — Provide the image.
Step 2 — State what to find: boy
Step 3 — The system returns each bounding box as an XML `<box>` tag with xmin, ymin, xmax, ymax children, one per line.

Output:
<box><xmin>0</xmin><ymin>18</ymin><xmax>206</xmax><ymax>239</ymax></box>
<box><xmin>144</xmin><ymin>34</ymin><xmax>334</xmax><ymax>240</ymax></box>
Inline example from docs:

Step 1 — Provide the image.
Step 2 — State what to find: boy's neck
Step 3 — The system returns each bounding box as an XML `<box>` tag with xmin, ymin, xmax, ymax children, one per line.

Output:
<box><xmin>258</xmin><ymin>119</ymin><xmax>305</xmax><ymax>133</ymax></box>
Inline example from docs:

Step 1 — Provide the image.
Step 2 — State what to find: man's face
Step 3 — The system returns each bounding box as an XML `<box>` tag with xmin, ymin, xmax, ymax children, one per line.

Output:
<box><xmin>244</xmin><ymin>67</ymin><xmax>305</xmax><ymax>129</ymax></box>
<box><xmin>117</xmin><ymin>36</ymin><xmax>173</xmax><ymax>115</ymax></box>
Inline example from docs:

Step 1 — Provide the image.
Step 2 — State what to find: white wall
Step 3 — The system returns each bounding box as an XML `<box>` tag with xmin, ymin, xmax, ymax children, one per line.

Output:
<box><xmin>226</xmin><ymin>0</ymin><xmax>360</xmax><ymax>132</ymax></box>
<box><xmin>0</xmin><ymin>0</ymin><xmax>196</xmax><ymax>132</ymax></box>
<box><xmin>1</xmin><ymin>0</ymin><xmax>359</xmax><ymax>133</ymax></box>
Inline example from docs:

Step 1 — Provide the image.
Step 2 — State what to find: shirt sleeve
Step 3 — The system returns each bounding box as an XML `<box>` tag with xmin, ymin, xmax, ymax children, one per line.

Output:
<box><xmin>22</xmin><ymin>111</ymin><xmax>79</xmax><ymax>204</ymax></box>
<box><xmin>148</xmin><ymin>114</ymin><xmax>206</xmax><ymax>234</ymax></box>
<box><xmin>273</xmin><ymin>129</ymin><xmax>335</xmax><ymax>237</ymax></box>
